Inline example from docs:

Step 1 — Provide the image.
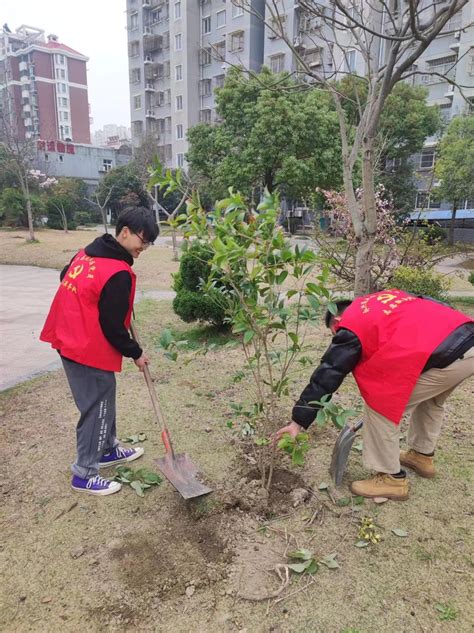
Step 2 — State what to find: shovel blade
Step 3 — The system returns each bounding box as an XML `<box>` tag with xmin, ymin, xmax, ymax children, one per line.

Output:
<box><xmin>156</xmin><ymin>452</ymin><xmax>213</xmax><ymax>500</ymax></box>
<box><xmin>329</xmin><ymin>418</ymin><xmax>364</xmax><ymax>487</ymax></box>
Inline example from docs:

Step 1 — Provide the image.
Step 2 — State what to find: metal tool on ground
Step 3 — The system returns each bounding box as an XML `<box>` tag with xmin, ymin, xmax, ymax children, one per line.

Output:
<box><xmin>329</xmin><ymin>417</ymin><xmax>364</xmax><ymax>486</ymax></box>
<box><xmin>130</xmin><ymin>322</ymin><xmax>212</xmax><ymax>500</ymax></box>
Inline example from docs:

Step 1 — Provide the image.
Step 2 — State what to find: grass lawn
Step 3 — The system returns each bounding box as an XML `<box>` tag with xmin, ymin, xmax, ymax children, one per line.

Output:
<box><xmin>0</xmin><ymin>230</ymin><xmax>473</xmax><ymax>631</ymax></box>
<box><xmin>0</xmin><ymin>228</ymin><xmax>179</xmax><ymax>290</ymax></box>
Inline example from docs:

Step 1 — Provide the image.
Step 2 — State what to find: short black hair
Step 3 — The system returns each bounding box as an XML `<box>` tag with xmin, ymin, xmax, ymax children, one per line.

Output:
<box><xmin>324</xmin><ymin>299</ymin><xmax>353</xmax><ymax>328</ymax></box>
<box><xmin>115</xmin><ymin>206</ymin><xmax>159</xmax><ymax>243</ymax></box>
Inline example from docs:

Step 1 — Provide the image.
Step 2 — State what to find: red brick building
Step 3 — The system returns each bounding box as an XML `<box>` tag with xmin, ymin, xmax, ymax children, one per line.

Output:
<box><xmin>0</xmin><ymin>25</ymin><xmax>91</xmax><ymax>143</ymax></box>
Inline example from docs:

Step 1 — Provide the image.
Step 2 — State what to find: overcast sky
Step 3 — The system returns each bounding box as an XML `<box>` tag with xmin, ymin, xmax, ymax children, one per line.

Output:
<box><xmin>3</xmin><ymin>0</ymin><xmax>130</xmax><ymax>131</ymax></box>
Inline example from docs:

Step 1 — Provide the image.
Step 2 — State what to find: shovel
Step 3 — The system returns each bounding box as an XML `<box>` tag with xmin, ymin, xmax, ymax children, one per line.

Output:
<box><xmin>130</xmin><ymin>322</ymin><xmax>212</xmax><ymax>500</ymax></box>
<box><xmin>329</xmin><ymin>417</ymin><xmax>364</xmax><ymax>487</ymax></box>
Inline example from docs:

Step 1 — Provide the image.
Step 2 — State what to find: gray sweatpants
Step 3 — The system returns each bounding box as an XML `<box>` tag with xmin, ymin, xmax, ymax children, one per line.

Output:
<box><xmin>62</xmin><ymin>357</ymin><xmax>119</xmax><ymax>478</ymax></box>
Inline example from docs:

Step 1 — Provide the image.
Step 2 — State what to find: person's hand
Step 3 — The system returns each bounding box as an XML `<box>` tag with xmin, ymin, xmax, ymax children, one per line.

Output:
<box><xmin>273</xmin><ymin>421</ymin><xmax>304</xmax><ymax>445</ymax></box>
<box><xmin>134</xmin><ymin>353</ymin><xmax>150</xmax><ymax>372</ymax></box>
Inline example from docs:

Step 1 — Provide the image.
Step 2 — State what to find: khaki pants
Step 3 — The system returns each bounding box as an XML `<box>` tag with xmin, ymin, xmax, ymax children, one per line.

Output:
<box><xmin>362</xmin><ymin>347</ymin><xmax>474</xmax><ymax>474</ymax></box>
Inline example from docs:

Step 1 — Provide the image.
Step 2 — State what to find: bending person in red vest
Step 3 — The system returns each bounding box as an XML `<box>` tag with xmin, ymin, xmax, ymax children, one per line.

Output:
<box><xmin>275</xmin><ymin>290</ymin><xmax>474</xmax><ymax>500</ymax></box>
<box><xmin>41</xmin><ymin>207</ymin><xmax>159</xmax><ymax>496</ymax></box>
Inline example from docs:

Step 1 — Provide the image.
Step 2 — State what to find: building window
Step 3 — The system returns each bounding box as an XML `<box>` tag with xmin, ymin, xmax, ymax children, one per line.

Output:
<box><xmin>129</xmin><ymin>41</ymin><xmax>140</xmax><ymax>57</ymax></box>
<box><xmin>55</xmin><ymin>54</ymin><xmax>65</xmax><ymax>65</ymax></box>
<box><xmin>174</xmin><ymin>1</ymin><xmax>181</xmax><ymax>19</ymax></box>
<box><xmin>230</xmin><ymin>31</ymin><xmax>244</xmax><ymax>52</ymax></box>
<box><xmin>176</xmin><ymin>124</ymin><xmax>184</xmax><ymax>139</ymax></box>
<box><xmin>59</xmin><ymin>154</ymin><xmax>64</xmax><ymax>162</ymax></box>
<box><xmin>64</xmin><ymin>125</ymin><xmax>71</xmax><ymax>137</ymax></box>
<box><xmin>133</xmin><ymin>95</ymin><xmax>142</xmax><ymax>109</ymax></box>
<box><xmin>269</xmin><ymin>15</ymin><xmax>286</xmax><ymax>38</ymax></box>
<box><xmin>202</xmin><ymin>15</ymin><xmax>211</xmax><ymax>34</ymax></box>
<box><xmin>270</xmin><ymin>54</ymin><xmax>285</xmax><ymax>73</ymax></box>
<box><xmin>199</xmin><ymin>108</ymin><xmax>212</xmax><ymax>123</ymax></box>
<box><xmin>420</xmin><ymin>149</ymin><xmax>435</xmax><ymax>169</ymax></box>
<box><xmin>56</xmin><ymin>68</ymin><xmax>66</xmax><ymax>80</ymax></box>
<box><xmin>176</xmin><ymin>95</ymin><xmax>183</xmax><ymax>110</ymax></box>
<box><xmin>103</xmin><ymin>159</ymin><xmax>113</xmax><ymax>172</ymax></box>
<box><xmin>346</xmin><ymin>50</ymin><xmax>356</xmax><ymax>72</ymax></box>
<box><xmin>177</xmin><ymin>152</ymin><xmax>184</xmax><ymax>167</ymax></box>
<box><xmin>175</xmin><ymin>64</ymin><xmax>183</xmax><ymax>81</ymax></box>
<box><xmin>132</xmin><ymin>120</ymin><xmax>144</xmax><ymax>136</ymax></box>
<box><xmin>214</xmin><ymin>74</ymin><xmax>225</xmax><ymax>89</ymax></box>
<box><xmin>131</xmin><ymin>68</ymin><xmax>141</xmax><ymax>83</ymax></box>
<box><xmin>217</xmin><ymin>10</ymin><xmax>226</xmax><ymax>28</ymax></box>
<box><xmin>60</xmin><ymin>111</ymin><xmax>69</xmax><ymax>121</ymax></box>
<box><xmin>199</xmin><ymin>78</ymin><xmax>212</xmax><ymax>97</ymax></box>
<box><xmin>215</xmin><ymin>41</ymin><xmax>225</xmax><ymax>60</ymax></box>
<box><xmin>175</xmin><ymin>33</ymin><xmax>182</xmax><ymax>50</ymax></box>
<box><xmin>200</xmin><ymin>47</ymin><xmax>212</xmax><ymax>66</ymax></box>
<box><xmin>130</xmin><ymin>12</ymin><xmax>138</xmax><ymax>29</ymax></box>
<box><xmin>415</xmin><ymin>192</ymin><xmax>429</xmax><ymax>209</ymax></box>
<box><xmin>232</xmin><ymin>2</ymin><xmax>244</xmax><ymax>18</ymax></box>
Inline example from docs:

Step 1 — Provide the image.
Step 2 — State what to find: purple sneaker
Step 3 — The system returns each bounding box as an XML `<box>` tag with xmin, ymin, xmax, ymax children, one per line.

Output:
<box><xmin>71</xmin><ymin>474</ymin><xmax>122</xmax><ymax>496</ymax></box>
<box><xmin>99</xmin><ymin>445</ymin><xmax>144</xmax><ymax>468</ymax></box>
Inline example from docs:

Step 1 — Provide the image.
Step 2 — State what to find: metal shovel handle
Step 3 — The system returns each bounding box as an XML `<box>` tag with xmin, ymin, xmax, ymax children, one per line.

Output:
<box><xmin>130</xmin><ymin>321</ymin><xmax>175</xmax><ymax>457</ymax></box>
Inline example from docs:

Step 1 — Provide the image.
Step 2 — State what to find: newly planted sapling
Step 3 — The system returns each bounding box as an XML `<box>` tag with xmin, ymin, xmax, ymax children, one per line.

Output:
<box><xmin>278</xmin><ymin>432</ymin><xmax>310</xmax><ymax>466</ymax></box>
<box><xmin>153</xmin><ymin>170</ymin><xmax>346</xmax><ymax>489</ymax></box>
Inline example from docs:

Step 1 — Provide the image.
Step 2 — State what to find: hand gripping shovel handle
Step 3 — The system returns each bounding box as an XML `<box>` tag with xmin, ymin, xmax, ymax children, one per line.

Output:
<box><xmin>130</xmin><ymin>322</ymin><xmax>175</xmax><ymax>458</ymax></box>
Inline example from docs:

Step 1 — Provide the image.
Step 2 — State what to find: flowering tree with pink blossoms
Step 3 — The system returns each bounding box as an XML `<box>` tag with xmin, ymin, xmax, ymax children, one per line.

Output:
<box><xmin>313</xmin><ymin>185</ymin><xmax>448</xmax><ymax>291</ymax></box>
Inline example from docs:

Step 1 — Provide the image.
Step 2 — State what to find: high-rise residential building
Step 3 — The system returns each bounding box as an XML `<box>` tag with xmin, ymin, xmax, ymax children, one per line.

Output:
<box><xmin>0</xmin><ymin>24</ymin><xmax>91</xmax><ymax>143</ymax></box>
<box><xmin>126</xmin><ymin>0</ymin><xmax>473</xmax><ymax>207</ymax></box>
<box><xmin>126</xmin><ymin>0</ymin><xmax>264</xmax><ymax>168</ymax></box>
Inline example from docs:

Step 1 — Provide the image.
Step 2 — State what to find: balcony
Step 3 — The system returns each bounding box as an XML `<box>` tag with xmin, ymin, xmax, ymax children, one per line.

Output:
<box><xmin>146</xmin><ymin>109</ymin><xmax>157</xmax><ymax>118</ymax></box>
<box><xmin>145</xmin><ymin>82</ymin><xmax>156</xmax><ymax>91</ymax></box>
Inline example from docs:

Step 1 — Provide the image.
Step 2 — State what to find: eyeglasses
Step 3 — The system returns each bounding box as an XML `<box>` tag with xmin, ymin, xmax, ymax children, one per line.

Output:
<box><xmin>131</xmin><ymin>230</ymin><xmax>151</xmax><ymax>249</ymax></box>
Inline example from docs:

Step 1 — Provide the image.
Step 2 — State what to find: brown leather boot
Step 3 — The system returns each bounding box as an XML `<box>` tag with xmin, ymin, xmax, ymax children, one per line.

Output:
<box><xmin>400</xmin><ymin>449</ymin><xmax>435</xmax><ymax>478</ymax></box>
<box><xmin>350</xmin><ymin>473</ymin><xmax>409</xmax><ymax>500</ymax></box>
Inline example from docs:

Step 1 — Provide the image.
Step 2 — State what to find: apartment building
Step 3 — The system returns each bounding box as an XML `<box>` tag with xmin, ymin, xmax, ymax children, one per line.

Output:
<box><xmin>127</xmin><ymin>0</ymin><xmax>473</xmax><ymax>204</ymax></box>
<box><xmin>0</xmin><ymin>25</ymin><xmax>91</xmax><ymax>143</ymax></box>
<box><xmin>126</xmin><ymin>0</ymin><xmax>265</xmax><ymax>167</ymax></box>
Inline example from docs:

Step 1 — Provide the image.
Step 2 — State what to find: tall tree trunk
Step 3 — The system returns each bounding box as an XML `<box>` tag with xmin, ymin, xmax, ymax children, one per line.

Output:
<box><xmin>171</xmin><ymin>229</ymin><xmax>179</xmax><ymax>261</ymax></box>
<box><xmin>448</xmin><ymin>200</ymin><xmax>457</xmax><ymax>246</ymax></box>
<box><xmin>23</xmin><ymin>178</ymin><xmax>35</xmax><ymax>241</ymax></box>
<box><xmin>354</xmin><ymin>138</ymin><xmax>378</xmax><ymax>295</ymax></box>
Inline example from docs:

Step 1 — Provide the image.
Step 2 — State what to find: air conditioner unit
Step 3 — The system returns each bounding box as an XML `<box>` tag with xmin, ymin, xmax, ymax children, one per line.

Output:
<box><xmin>144</xmin><ymin>55</ymin><xmax>153</xmax><ymax>63</ymax></box>
<box><xmin>454</xmin><ymin>30</ymin><xmax>461</xmax><ymax>39</ymax></box>
<box><xmin>146</xmin><ymin>109</ymin><xmax>156</xmax><ymax>117</ymax></box>
<box><xmin>98</xmin><ymin>166</ymin><xmax>107</xmax><ymax>172</ymax></box>
<box><xmin>144</xmin><ymin>26</ymin><xmax>152</xmax><ymax>35</ymax></box>
<box><xmin>145</xmin><ymin>82</ymin><xmax>155</xmax><ymax>90</ymax></box>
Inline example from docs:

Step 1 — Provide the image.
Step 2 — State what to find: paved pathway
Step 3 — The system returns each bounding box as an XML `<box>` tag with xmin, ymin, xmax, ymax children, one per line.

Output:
<box><xmin>0</xmin><ymin>265</ymin><xmax>176</xmax><ymax>392</ymax></box>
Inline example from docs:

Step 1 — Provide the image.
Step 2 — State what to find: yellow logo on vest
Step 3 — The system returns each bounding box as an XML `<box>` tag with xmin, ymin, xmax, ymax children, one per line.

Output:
<box><xmin>68</xmin><ymin>264</ymin><xmax>84</xmax><ymax>280</ymax></box>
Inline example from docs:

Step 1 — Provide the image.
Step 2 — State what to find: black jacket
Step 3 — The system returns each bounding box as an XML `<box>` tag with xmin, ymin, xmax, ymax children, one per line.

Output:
<box><xmin>292</xmin><ymin>315</ymin><xmax>474</xmax><ymax>429</ymax></box>
<box><xmin>60</xmin><ymin>234</ymin><xmax>142</xmax><ymax>360</ymax></box>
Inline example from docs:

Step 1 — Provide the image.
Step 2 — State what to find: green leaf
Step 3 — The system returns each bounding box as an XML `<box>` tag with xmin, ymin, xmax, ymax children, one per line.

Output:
<box><xmin>254</xmin><ymin>437</ymin><xmax>270</xmax><ymax>446</ymax></box>
<box><xmin>164</xmin><ymin>351</ymin><xmax>178</xmax><ymax>362</ymax></box>
<box><xmin>287</xmin><ymin>561</ymin><xmax>312</xmax><ymax>574</ymax></box>
<box><xmin>243</xmin><ymin>330</ymin><xmax>255</xmax><ymax>345</ymax></box>
<box><xmin>320</xmin><ymin>553</ymin><xmax>339</xmax><ymax>569</ymax></box>
<box><xmin>318</xmin><ymin>482</ymin><xmax>329</xmax><ymax>490</ymax></box>
<box><xmin>391</xmin><ymin>528</ymin><xmax>408</xmax><ymax>538</ymax></box>
<box><xmin>130</xmin><ymin>481</ymin><xmax>145</xmax><ymax>497</ymax></box>
<box><xmin>352</xmin><ymin>496</ymin><xmax>365</xmax><ymax>505</ymax></box>
<box><xmin>288</xmin><ymin>548</ymin><xmax>313</xmax><ymax>561</ymax></box>
<box><xmin>336</xmin><ymin>497</ymin><xmax>351</xmax><ymax>507</ymax></box>
<box><xmin>158</xmin><ymin>328</ymin><xmax>174</xmax><ymax>349</ymax></box>
<box><xmin>306</xmin><ymin>560</ymin><xmax>319</xmax><ymax>575</ymax></box>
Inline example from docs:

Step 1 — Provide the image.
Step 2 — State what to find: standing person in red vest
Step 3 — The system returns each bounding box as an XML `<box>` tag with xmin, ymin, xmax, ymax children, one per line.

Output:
<box><xmin>275</xmin><ymin>290</ymin><xmax>474</xmax><ymax>500</ymax></box>
<box><xmin>41</xmin><ymin>207</ymin><xmax>159</xmax><ymax>496</ymax></box>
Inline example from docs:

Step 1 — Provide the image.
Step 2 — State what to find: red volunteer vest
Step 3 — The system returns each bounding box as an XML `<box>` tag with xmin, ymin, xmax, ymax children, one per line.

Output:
<box><xmin>337</xmin><ymin>290</ymin><xmax>472</xmax><ymax>424</ymax></box>
<box><xmin>40</xmin><ymin>250</ymin><xmax>136</xmax><ymax>372</ymax></box>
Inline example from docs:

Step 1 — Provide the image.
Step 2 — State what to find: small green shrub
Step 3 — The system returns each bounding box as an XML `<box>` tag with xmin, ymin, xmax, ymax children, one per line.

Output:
<box><xmin>172</xmin><ymin>241</ymin><xmax>229</xmax><ymax>327</ymax></box>
<box><xmin>391</xmin><ymin>266</ymin><xmax>450</xmax><ymax>302</ymax></box>
<box><xmin>419</xmin><ymin>223</ymin><xmax>446</xmax><ymax>245</ymax></box>
<box><xmin>468</xmin><ymin>271</ymin><xmax>474</xmax><ymax>285</ymax></box>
